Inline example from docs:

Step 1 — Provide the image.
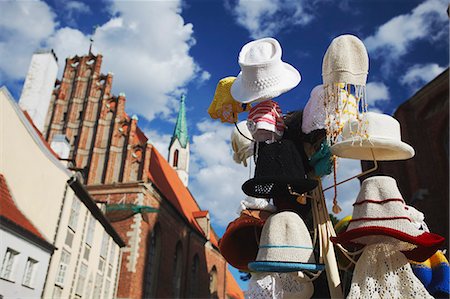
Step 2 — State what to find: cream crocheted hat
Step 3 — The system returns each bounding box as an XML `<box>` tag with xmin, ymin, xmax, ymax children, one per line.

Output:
<box><xmin>231</xmin><ymin>120</ymin><xmax>254</xmax><ymax>167</ymax></box>
<box><xmin>322</xmin><ymin>34</ymin><xmax>369</xmax><ymax>86</ymax></box>
<box><xmin>231</xmin><ymin>38</ymin><xmax>301</xmax><ymax>104</ymax></box>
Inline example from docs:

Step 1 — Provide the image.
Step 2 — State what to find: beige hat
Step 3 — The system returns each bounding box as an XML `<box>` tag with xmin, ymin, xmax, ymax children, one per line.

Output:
<box><xmin>322</xmin><ymin>34</ymin><xmax>369</xmax><ymax>86</ymax></box>
<box><xmin>231</xmin><ymin>120</ymin><xmax>254</xmax><ymax>166</ymax></box>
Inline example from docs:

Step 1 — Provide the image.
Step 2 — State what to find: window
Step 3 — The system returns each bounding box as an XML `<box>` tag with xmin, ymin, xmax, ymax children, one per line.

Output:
<box><xmin>92</xmin><ymin>273</ymin><xmax>104</xmax><ymax>298</ymax></box>
<box><xmin>68</xmin><ymin>197</ymin><xmax>81</xmax><ymax>230</ymax></box>
<box><xmin>55</xmin><ymin>250</ymin><xmax>71</xmax><ymax>286</ymax></box>
<box><xmin>189</xmin><ymin>254</ymin><xmax>199</xmax><ymax>298</ymax></box>
<box><xmin>83</xmin><ymin>244</ymin><xmax>90</xmax><ymax>261</ymax></box>
<box><xmin>85</xmin><ymin>274</ymin><xmax>94</xmax><ymax>298</ymax></box>
<box><xmin>53</xmin><ymin>285</ymin><xmax>63</xmax><ymax>298</ymax></box>
<box><xmin>1</xmin><ymin>248</ymin><xmax>19</xmax><ymax>281</ymax></box>
<box><xmin>100</xmin><ymin>232</ymin><xmax>109</xmax><ymax>258</ymax></box>
<box><xmin>85</xmin><ymin>215</ymin><xmax>96</xmax><ymax>246</ymax></box>
<box><xmin>143</xmin><ymin>225</ymin><xmax>161</xmax><ymax>298</ymax></box>
<box><xmin>98</xmin><ymin>258</ymin><xmax>105</xmax><ymax>274</ymax></box>
<box><xmin>22</xmin><ymin>258</ymin><xmax>38</xmax><ymax>288</ymax></box>
<box><xmin>209</xmin><ymin>266</ymin><xmax>218</xmax><ymax>299</ymax></box>
<box><xmin>103</xmin><ymin>278</ymin><xmax>111</xmax><ymax>299</ymax></box>
<box><xmin>65</xmin><ymin>230</ymin><xmax>74</xmax><ymax>247</ymax></box>
<box><xmin>172</xmin><ymin>241</ymin><xmax>183</xmax><ymax>298</ymax></box>
<box><xmin>108</xmin><ymin>244</ymin><xmax>116</xmax><ymax>265</ymax></box>
<box><xmin>75</xmin><ymin>263</ymin><xmax>88</xmax><ymax>295</ymax></box>
<box><xmin>173</xmin><ymin>149</ymin><xmax>179</xmax><ymax>167</ymax></box>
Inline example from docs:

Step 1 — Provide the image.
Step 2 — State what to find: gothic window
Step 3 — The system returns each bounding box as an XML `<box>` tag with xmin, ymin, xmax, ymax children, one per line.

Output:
<box><xmin>172</xmin><ymin>241</ymin><xmax>183</xmax><ymax>298</ymax></box>
<box><xmin>143</xmin><ymin>225</ymin><xmax>161</xmax><ymax>298</ymax></box>
<box><xmin>189</xmin><ymin>254</ymin><xmax>199</xmax><ymax>298</ymax></box>
<box><xmin>173</xmin><ymin>149</ymin><xmax>179</xmax><ymax>167</ymax></box>
<box><xmin>209</xmin><ymin>266</ymin><xmax>218</xmax><ymax>299</ymax></box>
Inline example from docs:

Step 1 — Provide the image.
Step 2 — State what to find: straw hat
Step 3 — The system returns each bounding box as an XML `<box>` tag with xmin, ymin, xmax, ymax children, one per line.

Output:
<box><xmin>248</xmin><ymin>211</ymin><xmax>325</xmax><ymax>272</ymax></box>
<box><xmin>231</xmin><ymin>38</ymin><xmax>301</xmax><ymax>104</ymax></box>
<box><xmin>331</xmin><ymin>176</ymin><xmax>444</xmax><ymax>262</ymax></box>
<box><xmin>219</xmin><ymin>209</ymin><xmax>272</xmax><ymax>271</ymax></box>
<box><xmin>231</xmin><ymin>120</ymin><xmax>254</xmax><ymax>167</ymax></box>
<box><xmin>322</xmin><ymin>34</ymin><xmax>369</xmax><ymax>86</ymax></box>
<box><xmin>330</xmin><ymin>112</ymin><xmax>415</xmax><ymax>161</ymax></box>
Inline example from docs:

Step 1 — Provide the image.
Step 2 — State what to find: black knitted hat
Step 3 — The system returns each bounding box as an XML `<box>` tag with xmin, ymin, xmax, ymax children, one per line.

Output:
<box><xmin>242</xmin><ymin>139</ymin><xmax>318</xmax><ymax>198</ymax></box>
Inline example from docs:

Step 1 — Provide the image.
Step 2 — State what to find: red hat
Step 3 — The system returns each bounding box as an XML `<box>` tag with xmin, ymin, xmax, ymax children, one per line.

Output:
<box><xmin>219</xmin><ymin>210</ymin><xmax>272</xmax><ymax>271</ymax></box>
<box><xmin>331</xmin><ymin>176</ymin><xmax>444</xmax><ymax>262</ymax></box>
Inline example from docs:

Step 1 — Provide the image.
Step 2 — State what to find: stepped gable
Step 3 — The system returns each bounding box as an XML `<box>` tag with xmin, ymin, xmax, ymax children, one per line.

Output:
<box><xmin>148</xmin><ymin>146</ymin><xmax>219</xmax><ymax>247</ymax></box>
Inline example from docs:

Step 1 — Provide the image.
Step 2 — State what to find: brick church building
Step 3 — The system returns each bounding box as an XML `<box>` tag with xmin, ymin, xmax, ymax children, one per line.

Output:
<box><xmin>41</xmin><ymin>50</ymin><xmax>243</xmax><ymax>299</ymax></box>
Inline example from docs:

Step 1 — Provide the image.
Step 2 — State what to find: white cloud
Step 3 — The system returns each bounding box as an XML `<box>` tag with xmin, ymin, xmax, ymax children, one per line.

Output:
<box><xmin>66</xmin><ymin>1</ymin><xmax>91</xmax><ymax>14</ymax></box>
<box><xmin>364</xmin><ymin>0</ymin><xmax>448</xmax><ymax>69</ymax></box>
<box><xmin>400</xmin><ymin>63</ymin><xmax>446</xmax><ymax>90</ymax></box>
<box><xmin>366</xmin><ymin>82</ymin><xmax>390</xmax><ymax>109</ymax></box>
<box><xmin>0</xmin><ymin>0</ymin><xmax>208</xmax><ymax>122</ymax></box>
<box><xmin>322</xmin><ymin>158</ymin><xmax>362</xmax><ymax>218</ymax></box>
<box><xmin>227</xmin><ymin>0</ymin><xmax>313</xmax><ymax>38</ymax></box>
<box><xmin>189</xmin><ymin>120</ymin><xmax>250</xmax><ymax>226</ymax></box>
<box><xmin>199</xmin><ymin>70</ymin><xmax>211</xmax><ymax>84</ymax></box>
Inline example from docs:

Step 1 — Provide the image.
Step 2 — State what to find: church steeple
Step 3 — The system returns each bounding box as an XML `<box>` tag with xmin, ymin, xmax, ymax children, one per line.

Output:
<box><xmin>168</xmin><ymin>94</ymin><xmax>190</xmax><ymax>186</ymax></box>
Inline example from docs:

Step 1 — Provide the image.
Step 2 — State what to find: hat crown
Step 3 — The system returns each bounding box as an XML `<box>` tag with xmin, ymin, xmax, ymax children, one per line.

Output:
<box><xmin>356</xmin><ymin>176</ymin><xmax>403</xmax><ymax>202</ymax></box>
<box><xmin>342</xmin><ymin>112</ymin><xmax>402</xmax><ymax>141</ymax></box>
<box><xmin>239</xmin><ymin>38</ymin><xmax>281</xmax><ymax>66</ymax></box>
<box><xmin>322</xmin><ymin>34</ymin><xmax>369</xmax><ymax>86</ymax></box>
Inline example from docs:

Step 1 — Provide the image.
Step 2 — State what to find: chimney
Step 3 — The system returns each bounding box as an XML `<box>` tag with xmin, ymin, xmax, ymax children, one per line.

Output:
<box><xmin>51</xmin><ymin>134</ymin><xmax>70</xmax><ymax>159</ymax></box>
<box><xmin>193</xmin><ymin>211</ymin><xmax>210</xmax><ymax>240</ymax></box>
<box><xmin>19</xmin><ymin>49</ymin><xmax>58</xmax><ymax>132</ymax></box>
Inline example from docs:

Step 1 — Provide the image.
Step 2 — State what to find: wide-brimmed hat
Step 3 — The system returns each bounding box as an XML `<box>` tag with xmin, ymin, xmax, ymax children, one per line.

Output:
<box><xmin>231</xmin><ymin>38</ymin><xmax>301</xmax><ymax>104</ymax></box>
<box><xmin>322</xmin><ymin>34</ymin><xmax>369</xmax><ymax>86</ymax></box>
<box><xmin>219</xmin><ymin>209</ymin><xmax>272</xmax><ymax>271</ymax></box>
<box><xmin>331</xmin><ymin>176</ymin><xmax>444</xmax><ymax>262</ymax></box>
<box><xmin>242</xmin><ymin>139</ymin><xmax>318</xmax><ymax>198</ymax></box>
<box><xmin>331</xmin><ymin>112</ymin><xmax>415</xmax><ymax>161</ymax></box>
<box><xmin>248</xmin><ymin>211</ymin><xmax>325</xmax><ymax>272</ymax></box>
<box><xmin>231</xmin><ymin>120</ymin><xmax>254</xmax><ymax>167</ymax></box>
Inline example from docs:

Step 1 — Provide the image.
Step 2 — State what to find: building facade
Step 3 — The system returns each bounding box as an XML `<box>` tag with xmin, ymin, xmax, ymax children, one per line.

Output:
<box><xmin>361</xmin><ymin>69</ymin><xmax>449</xmax><ymax>250</ymax></box>
<box><xmin>0</xmin><ymin>87</ymin><xmax>125</xmax><ymax>299</ymax></box>
<box><xmin>40</xmin><ymin>52</ymin><xmax>243</xmax><ymax>299</ymax></box>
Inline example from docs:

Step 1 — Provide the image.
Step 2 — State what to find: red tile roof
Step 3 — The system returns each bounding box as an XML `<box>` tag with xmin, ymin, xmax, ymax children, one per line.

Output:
<box><xmin>147</xmin><ymin>146</ymin><xmax>219</xmax><ymax>247</ymax></box>
<box><xmin>192</xmin><ymin>210</ymin><xmax>209</xmax><ymax>218</ymax></box>
<box><xmin>226</xmin><ymin>270</ymin><xmax>245</xmax><ymax>299</ymax></box>
<box><xmin>0</xmin><ymin>174</ymin><xmax>47</xmax><ymax>242</ymax></box>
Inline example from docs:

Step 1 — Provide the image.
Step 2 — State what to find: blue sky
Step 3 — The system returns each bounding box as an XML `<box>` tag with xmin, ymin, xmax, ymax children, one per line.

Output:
<box><xmin>1</xmin><ymin>0</ymin><xmax>448</xmax><ymax>290</ymax></box>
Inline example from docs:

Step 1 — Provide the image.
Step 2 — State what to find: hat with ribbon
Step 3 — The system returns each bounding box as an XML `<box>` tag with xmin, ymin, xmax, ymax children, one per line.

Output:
<box><xmin>242</xmin><ymin>139</ymin><xmax>318</xmax><ymax>198</ymax></box>
<box><xmin>219</xmin><ymin>209</ymin><xmax>273</xmax><ymax>272</ymax></box>
<box><xmin>330</xmin><ymin>112</ymin><xmax>415</xmax><ymax>161</ymax></box>
<box><xmin>330</xmin><ymin>176</ymin><xmax>444</xmax><ymax>262</ymax></box>
<box><xmin>208</xmin><ymin>77</ymin><xmax>251</xmax><ymax>123</ymax></box>
<box><xmin>231</xmin><ymin>120</ymin><xmax>254</xmax><ymax>167</ymax></box>
<box><xmin>231</xmin><ymin>38</ymin><xmax>301</xmax><ymax>104</ymax></box>
<box><xmin>248</xmin><ymin>211</ymin><xmax>325</xmax><ymax>272</ymax></box>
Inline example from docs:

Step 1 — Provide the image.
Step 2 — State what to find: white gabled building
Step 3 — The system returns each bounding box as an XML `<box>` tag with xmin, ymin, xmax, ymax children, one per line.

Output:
<box><xmin>0</xmin><ymin>86</ymin><xmax>126</xmax><ymax>299</ymax></box>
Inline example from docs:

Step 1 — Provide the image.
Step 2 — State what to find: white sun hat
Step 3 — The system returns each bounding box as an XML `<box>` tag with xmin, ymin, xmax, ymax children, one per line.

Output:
<box><xmin>348</xmin><ymin>243</ymin><xmax>433</xmax><ymax>299</ymax></box>
<box><xmin>231</xmin><ymin>120</ymin><xmax>254</xmax><ymax>166</ymax></box>
<box><xmin>231</xmin><ymin>38</ymin><xmax>301</xmax><ymax>104</ymax></box>
<box><xmin>248</xmin><ymin>211</ymin><xmax>324</xmax><ymax>272</ymax></box>
<box><xmin>330</xmin><ymin>112</ymin><xmax>415</xmax><ymax>160</ymax></box>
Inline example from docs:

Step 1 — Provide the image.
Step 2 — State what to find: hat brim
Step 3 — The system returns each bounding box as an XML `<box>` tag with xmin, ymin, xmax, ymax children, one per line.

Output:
<box><xmin>242</xmin><ymin>176</ymin><xmax>318</xmax><ymax>198</ymax></box>
<box><xmin>248</xmin><ymin>261</ymin><xmax>325</xmax><ymax>272</ymax></box>
<box><xmin>231</xmin><ymin>63</ymin><xmax>301</xmax><ymax>104</ymax></box>
<box><xmin>218</xmin><ymin>211</ymin><xmax>271</xmax><ymax>271</ymax></box>
<box><xmin>330</xmin><ymin>226</ymin><xmax>445</xmax><ymax>262</ymax></box>
<box><xmin>330</xmin><ymin>137</ymin><xmax>415</xmax><ymax>161</ymax></box>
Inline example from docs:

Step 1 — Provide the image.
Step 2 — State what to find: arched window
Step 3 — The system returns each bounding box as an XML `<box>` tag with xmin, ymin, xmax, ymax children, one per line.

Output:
<box><xmin>143</xmin><ymin>225</ymin><xmax>161</xmax><ymax>298</ymax></box>
<box><xmin>209</xmin><ymin>266</ymin><xmax>218</xmax><ymax>299</ymax></box>
<box><xmin>189</xmin><ymin>254</ymin><xmax>199</xmax><ymax>298</ymax></box>
<box><xmin>173</xmin><ymin>149</ymin><xmax>179</xmax><ymax>167</ymax></box>
<box><xmin>172</xmin><ymin>241</ymin><xmax>183</xmax><ymax>298</ymax></box>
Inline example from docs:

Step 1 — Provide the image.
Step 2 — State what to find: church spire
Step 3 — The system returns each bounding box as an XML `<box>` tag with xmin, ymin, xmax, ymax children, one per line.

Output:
<box><xmin>170</xmin><ymin>94</ymin><xmax>189</xmax><ymax>149</ymax></box>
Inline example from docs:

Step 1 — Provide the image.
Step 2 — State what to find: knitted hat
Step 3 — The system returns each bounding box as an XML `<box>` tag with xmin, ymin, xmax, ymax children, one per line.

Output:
<box><xmin>246</xmin><ymin>272</ymin><xmax>314</xmax><ymax>299</ymax></box>
<box><xmin>242</xmin><ymin>140</ymin><xmax>318</xmax><ymax>198</ymax></box>
<box><xmin>411</xmin><ymin>250</ymin><xmax>450</xmax><ymax>296</ymax></box>
<box><xmin>219</xmin><ymin>209</ymin><xmax>272</xmax><ymax>271</ymax></box>
<box><xmin>331</xmin><ymin>176</ymin><xmax>445</xmax><ymax>262</ymax></box>
<box><xmin>248</xmin><ymin>211</ymin><xmax>325</xmax><ymax>272</ymax></box>
<box><xmin>348</xmin><ymin>243</ymin><xmax>433</xmax><ymax>299</ymax></box>
<box><xmin>322</xmin><ymin>35</ymin><xmax>369</xmax><ymax>86</ymax></box>
<box><xmin>231</xmin><ymin>121</ymin><xmax>254</xmax><ymax>167</ymax></box>
<box><xmin>231</xmin><ymin>38</ymin><xmax>301</xmax><ymax>104</ymax></box>
<box><xmin>208</xmin><ymin>77</ymin><xmax>251</xmax><ymax>123</ymax></box>
<box><xmin>247</xmin><ymin>100</ymin><xmax>285</xmax><ymax>137</ymax></box>
<box><xmin>330</xmin><ymin>112</ymin><xmax>415</xmax><ymax>161</ymax></box>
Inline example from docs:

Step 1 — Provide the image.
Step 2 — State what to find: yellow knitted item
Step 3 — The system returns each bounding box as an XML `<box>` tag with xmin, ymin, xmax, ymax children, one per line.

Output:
<box><xmin>208</xmin><ymin>77</ymin><xmax>251</xmax><ymax>123</ymax></box>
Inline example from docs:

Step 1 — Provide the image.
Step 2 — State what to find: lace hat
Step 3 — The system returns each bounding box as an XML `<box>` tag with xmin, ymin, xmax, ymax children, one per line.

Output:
<box><xmin>248</xmin><ymin>211</ymin><xmax>324</xmax><ymax>272</ymax></box>
<box><xmin>219</xmin><ymin>209</ymin><xmax>273</xmax><ymax>271</ymax></box>
<box><xmin>242</xmin><ymin>139</ymin><xmax>318</xmax><ymax>198</ymax></box>
<box><xmin>331</xmin><ymin>176</ymin><xmax>445</xmax><ymax>262</ymax></box>
<box><xmin>208</xmin><ymin>77</ymin><xmax>251</xmax><ymax>123</ymax></box>
<box><xmin>247</xmin><ymin>100</ymin><xmax>285</xmax><ymax>138</ymax></box>
<box><xmin>231</xmin><ymin>121</ymin><xmax>254</xmax><ymax>167</ymax></box>
<box><xmin>231</xmin><ymin>38</ymin><xmax>301</xmax><ymax>104</ymax></box>
<box><xmin>330</xmin><ymin>112</ymin><xmax>415</xmax><ymax>160</ymax></box>
<box><xmin>347</xmin><ymin>243</ymin><xmax>433</xmax><ymax>299</ymax></box>
<box><xmin>246</xmin><ymin>272</ymin><xmax>314</xmax><ymax>299</ymax></box>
